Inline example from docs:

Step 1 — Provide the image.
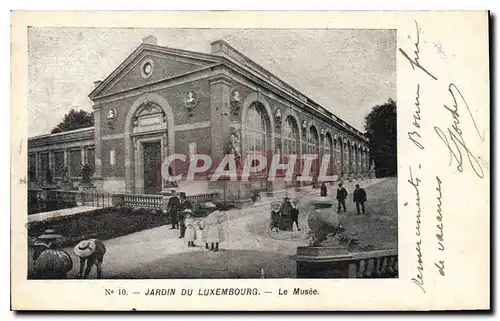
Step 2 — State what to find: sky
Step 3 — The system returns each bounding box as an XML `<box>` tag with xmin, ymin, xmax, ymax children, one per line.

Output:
<box><xmin>28</xmin><ymin>27</ymin><xmax>396</xmax><ymax>137</ymax></box>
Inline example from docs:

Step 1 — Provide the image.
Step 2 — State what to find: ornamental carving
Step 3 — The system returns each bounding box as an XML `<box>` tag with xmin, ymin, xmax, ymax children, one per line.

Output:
<box><xmin>230</xmin><ymin>89</ymin><xmax>241</xmax><ymax>116</ymax></box>
<box><xmin>133</xmin><ymin>102</ymin><xmax>165</xmax><ymax>128</ymax></box>
<box><xmin>106</xmin><ymin>108</ymin><xmax>117</xmax><ymax>128</ymax></box>
<box><xmin>184</xmin><ymin>91</ymin><xmax>199</xmax><ymax>115</ymax></box>
<box><xmin>274</xmin><ymin>109</ymin><xmax>282</xmax><ymax>127</ymax></box>
<box><xmin>229</xmin><ymin>121</ymin><xmax>242</xmax><ymax>168</ymax></box>
<box><xmin>301</xmin><ymin>120</ymin><xmax>308</xmax><ymax>129</ymax></box>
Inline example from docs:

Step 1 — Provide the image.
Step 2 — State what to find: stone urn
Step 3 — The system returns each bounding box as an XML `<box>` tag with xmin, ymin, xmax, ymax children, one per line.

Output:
<box><xmin>306</xmin><ymin>197</ymin><xmax>340</xmax><ymax>246</ymax></box>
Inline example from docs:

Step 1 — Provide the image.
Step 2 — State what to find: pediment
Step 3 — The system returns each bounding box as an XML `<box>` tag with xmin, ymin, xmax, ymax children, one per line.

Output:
<box><xmin>89</xmin><ymin>44</ymin><xmax>220</xmax><ymax>99</ymax></box>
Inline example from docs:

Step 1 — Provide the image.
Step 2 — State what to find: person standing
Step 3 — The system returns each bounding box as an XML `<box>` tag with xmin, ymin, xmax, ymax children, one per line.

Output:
<box><xmin>336</xmin><ymin>183</ymin><xmax>348</xmax><ymax>212</ymax></box>
<box><xmin>291</xmin><ymin>198</ymin><xmax>301</xmax><ymax>231</ymax></box>
<box><xmin>183</xmin><ymin>209</ymin><xmax>198</xmax><ymax>247</ymax></box>
<box><xmin>177</xmin><ymin>192</ymin><xmax>192</xmax><ymax>239</ymax></box>
<box><xmin>320</xmin><ymin>182</ymin><xmax>328</xmax><ymax>197</ymax></box>
<box><xmin>167</xmin><ymin>194</ymin><xmax>180</xmax><ymax>229</ymax></box>
<box><xmin>200</xmin><ymin>205</ymin><xmax>226</xmax><ymax>252</ymax></box>
<box><xmin>353</xmin><ymin>184</ymin><xmax>367</xmax><ymax>215</ymax></box>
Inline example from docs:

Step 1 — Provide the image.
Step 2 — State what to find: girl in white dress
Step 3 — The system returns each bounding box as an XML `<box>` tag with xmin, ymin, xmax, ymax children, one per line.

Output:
<box><xmin>183</xmin><ymin>210</ymin><xmax>198</xmax><ymax>247</ymax></box>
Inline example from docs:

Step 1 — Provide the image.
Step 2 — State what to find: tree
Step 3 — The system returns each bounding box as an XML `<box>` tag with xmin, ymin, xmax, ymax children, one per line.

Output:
<box><xmin>51</xmin><ymin>109</ymin><xmax>94</xmax><ymax>134</ymax></box>
<box><xmin>364</xmin><ymin>98</ymin><xmax>397</xmax><ymax>178</ymax></box>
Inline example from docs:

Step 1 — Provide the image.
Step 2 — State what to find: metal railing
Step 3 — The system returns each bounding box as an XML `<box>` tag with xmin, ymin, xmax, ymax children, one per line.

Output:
<box><xmin>28</xmin><ymin>189</ymin><xmax>113</xmax><ymax>214</ymax></box>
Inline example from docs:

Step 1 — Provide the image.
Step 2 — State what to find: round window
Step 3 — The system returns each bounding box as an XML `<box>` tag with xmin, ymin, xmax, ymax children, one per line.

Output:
<box><xmin>140</xmin><ymin>59</ymin><xmax>154</xmax><ymax>79</ymax></box>
<box><xmin>143</xmin><ymin>63</ymin><xmax>152</xmax><ymax>75</ymax></box>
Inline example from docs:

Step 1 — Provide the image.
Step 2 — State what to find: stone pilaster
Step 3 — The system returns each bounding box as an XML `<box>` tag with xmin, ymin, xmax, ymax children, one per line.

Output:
<box><xmin>93</xmin><ymin>103</ymin><xmax>102</xmax><ymax>178</ymax></box>
<box><xmin>208</xmin><ymin>74</ymin><xmax>232</xmax><ymax>165</ymax></box>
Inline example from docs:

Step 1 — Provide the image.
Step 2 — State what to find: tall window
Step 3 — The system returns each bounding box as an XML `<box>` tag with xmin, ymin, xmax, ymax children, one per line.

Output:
<box><xmin>336</xmin><ymin>139</ymin><xmax>342</xmax><ymax>173</ymax></box>
<box><xmin>283</xmin><ymin>117</ymin><xmax>299</xmax><ymax>155</ymax></box>
<box><xmin>69</xmin><ymin>150</ymin><xmax>82</xmax><ymax>178</ymax></box>
<box><xmin>86</xmin><ymin>148</ymin><xmax>95</xmax><ymax>173</ymax></box>
<box><xmin>244</xmin><ymin>103</ymin><xmax>268</xmax><ymax>155</ymax></box>
<box><xmin>28</xmin><ymin>154</ymin><xmax>36</xmax><ymax>182</ymax></box>
<box><xmin>347</xmin><ymin>144</ymin><xmax>354</xmax><ymax>173</ymax></box>
<box><xmin>54</xmin><ymin>151</ymin><xmax>65</xmax><ymax>177</ymax></box>
<box><xmin>308</xmin><ymin>127</ymin><xmax>319</xmax><ymax>155</ymax></box>
<box><xmin>344</xmin><ymin>141</ymin><xmax>349</xmax><ymax>173</ymax></box>
<box><xmin>325</xmin><ymin>133</ymin><xmax>333</xmax><ymax>174</ymax></box>
<box><xmin>40</xmin><ymin>153</ymin><xmax>49</xmax><ymax>181</ymax></box>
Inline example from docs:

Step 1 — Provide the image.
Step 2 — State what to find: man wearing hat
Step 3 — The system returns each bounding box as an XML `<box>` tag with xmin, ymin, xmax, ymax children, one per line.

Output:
<box><xmin>167</xmin><ymin>193</ymin><xmax>180</xmax><ymax>229</ymax></box>
<box><xmin>353</xmin><ymin>184</ymin><xmax>367</xmax><ymax>215</ymax></box>
<box><xmin>177</xmin><ymin>192</ymin><xmax>192</xmax><ymax>239</ymax></box>
<box><xmin>73</xmin><ymin>239</ymin><xmax>107</xmax><ymax>279</ymax></box>
<box><xmin>336</xmin><ymin>182</ymin><xmax>348</xmax><ymax>212</ymax></box>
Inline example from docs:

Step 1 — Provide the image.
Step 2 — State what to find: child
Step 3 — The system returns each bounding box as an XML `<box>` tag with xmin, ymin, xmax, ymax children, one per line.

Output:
<box><xmin>200</xmin><ymin>206</ymin><xmax>226</xmax><ymax>252</ymax></box>
<box><xmin>270</xmin><ymin>202</ymin><xmax>281</xmax><ymax>232</ymax></box>
<box><xmin>183</xmin><ymin>209</ymin><xmax>198</xmax><ymax>247</ymax></box>
<box><xmin>73</xmin><ymin>239</ymin><xmax>107</xmax><ymax>279</ymax></box>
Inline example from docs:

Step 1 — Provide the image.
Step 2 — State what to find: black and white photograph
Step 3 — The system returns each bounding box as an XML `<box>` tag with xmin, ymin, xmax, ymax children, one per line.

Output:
<box><xmin>10</xmin><ymin>10</ymin><xmax>490</xmax><ymax>311</ymax></box>
<box><xmin>26</xmin><ymin>27</ymin><xmax>397</xmax><ymax>280</ymax></box>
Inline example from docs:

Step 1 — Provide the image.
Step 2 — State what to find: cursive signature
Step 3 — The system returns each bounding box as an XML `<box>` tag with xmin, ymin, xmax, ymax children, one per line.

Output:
<box><xmin>409</xmin><ymin>165</ymin><xmax>425</xmax><ymax>293</ymax></box>
<box><xmin>399</xmin><ymin>20</ymin><xmax>438</xmax><ymax>81</ymax></box>
<box><xmin>434</xmin><ymin>83</ymin><xmax>485</xmax><ymax>179</ymax></box>
<box><xmin>408</xmin><ymin>84</ymin><xmax>424</xmax><ymax>149</ymax></box>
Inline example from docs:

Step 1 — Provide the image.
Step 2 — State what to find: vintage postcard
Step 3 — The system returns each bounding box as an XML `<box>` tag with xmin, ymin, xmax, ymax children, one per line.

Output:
<box><xmin>10</xmin><ymin>11</ymin><xmax>490</xmax><ymax>311</ymax></box>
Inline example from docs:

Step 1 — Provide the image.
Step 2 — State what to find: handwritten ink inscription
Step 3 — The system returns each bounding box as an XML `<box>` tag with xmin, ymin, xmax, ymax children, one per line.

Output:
<box><xmin>434</xmin><ymin>84</ymin><xmax>485</xmax><ymax>179</ymax></box>
<box><xmin>407</xmin><ymin>84</ymin><xmax>424</xmax><ymax>149</ymax></box>
<box><xmin>435</xmin><ymin>176</ymin><xmax>445</xmax><ymax>276</ymax></box>
<box><xmin>409</xmin><ymin>165</ymin><xmax>425</xmax><ymax>293</ymax></box>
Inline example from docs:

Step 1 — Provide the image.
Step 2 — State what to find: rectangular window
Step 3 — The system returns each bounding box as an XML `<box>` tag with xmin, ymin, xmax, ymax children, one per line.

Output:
<box><xmin>28</xmin><ymin>154</ymin><xmax>36</xmax><ymax>182</ymax></box>
<box><xmin>40</xmin><ymin>152</ymin><xmax>49</xmax><ymax>175</ymax></box>
<box><xmin>86</xmin><ymin>148</ymin><xmax>95</xmax><ymax>172</ymax></box>
<box><xmin>110</xmin><ymin>148</ymin><xmax>116</xmax><ymax>167</ymax></box>
<box><xmin>69</xmin><ymin>150</ymin><xmax>82</xmax><ymax>178</ymax></box>
<box><xmin>54</xmin><ymin>151</ymin><xmax>65</xmax><ymax>177</ymax></box>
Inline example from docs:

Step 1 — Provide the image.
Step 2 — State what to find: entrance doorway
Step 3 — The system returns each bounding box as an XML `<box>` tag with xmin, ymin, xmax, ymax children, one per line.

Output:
<box><xmin>143</xmin><ymin>141</ymin><xmax>162</xmax><ymax>194</ymax></box>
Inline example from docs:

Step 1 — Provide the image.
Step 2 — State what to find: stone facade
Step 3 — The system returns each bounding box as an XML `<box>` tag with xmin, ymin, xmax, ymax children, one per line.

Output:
<box><xmin>28</xmin><ymin>36</ymin><xmax>373</xmax><ymax>200</ymax></box>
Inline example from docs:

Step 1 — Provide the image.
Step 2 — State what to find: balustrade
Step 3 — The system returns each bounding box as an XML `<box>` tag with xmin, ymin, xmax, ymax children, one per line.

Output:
<box><xmin>293</xmin><ymin>248</ymin><xmax>398</xmax><ymax>278</ymax></box>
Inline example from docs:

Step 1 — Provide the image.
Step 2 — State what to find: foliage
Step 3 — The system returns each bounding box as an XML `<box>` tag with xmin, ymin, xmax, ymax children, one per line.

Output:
<box><xmin>51</xmin><ymin>109</ymin><xmax>94</xmax><ymax>134</ymax></box>
<box><xmin>364</xmin><ymin>98</ymin><xmax>397</xmax><ymax>177</ymax></box>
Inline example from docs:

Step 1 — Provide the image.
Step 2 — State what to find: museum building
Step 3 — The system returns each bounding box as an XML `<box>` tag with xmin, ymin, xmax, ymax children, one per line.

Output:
<box><xmin>28</xmin><ymin>36</ymin><xmax>372</xmax><ymax>202</ymax></box>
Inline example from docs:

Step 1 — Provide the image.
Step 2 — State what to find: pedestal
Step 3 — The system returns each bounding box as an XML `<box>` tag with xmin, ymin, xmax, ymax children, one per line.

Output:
<box><xmin>292</xmin><ymin>246</ymin><xmax>352</xmax><ymax>278</ymax></box>
<box><xmin>280</xmin><ymin>216</ymin><xmax>294</xmax><ymax>231</ymax></box>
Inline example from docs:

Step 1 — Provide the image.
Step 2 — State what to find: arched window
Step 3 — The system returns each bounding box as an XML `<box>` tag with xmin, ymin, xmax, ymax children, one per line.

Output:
<box><xmin>308</xmin><ymin>126</ymin><xmax>319</xmax><ymax>155</ymax></box>
<box><xmin>283</xmin><ymin>117</ymin><xmax>299</xmax><ymax>155</ymax></box>
<box><xmin>336</xmin><ymin>137</ymin><xmax>342</xmax><ymax>173</ymax></box>
<box><xmin>344</xmin><ymin>140</ymin><xmax>349</xmax><ymax>174</ymax></box>
<box><xmin>325</xmin><ymin>133</ymin><xmax>333</xmax><ymax>174</ymax></box>
<box><xmin>244</xmin><ymin>102</ymin><xmax>269</xmax><ymax>155</ymax></box>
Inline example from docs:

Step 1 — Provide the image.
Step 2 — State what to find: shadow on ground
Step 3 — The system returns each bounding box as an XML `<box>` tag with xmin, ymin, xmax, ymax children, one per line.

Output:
<box><xmin>107</xmin><ymin>249</ymin><xmax>295</xmax><ymax>279</ymax></box>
